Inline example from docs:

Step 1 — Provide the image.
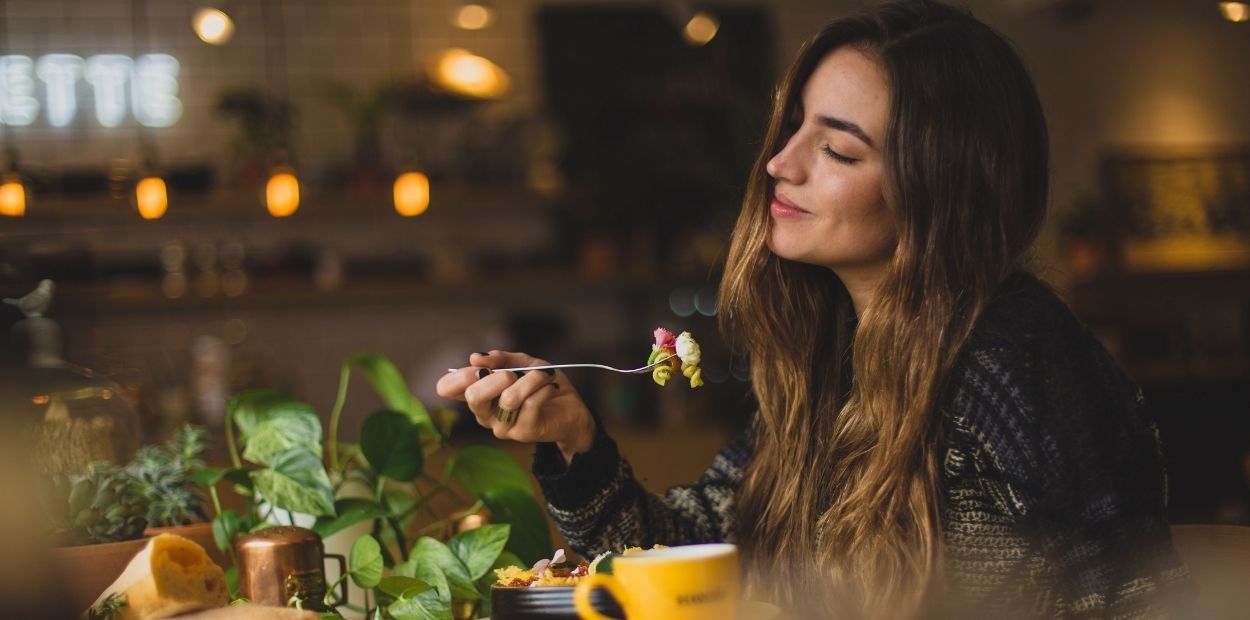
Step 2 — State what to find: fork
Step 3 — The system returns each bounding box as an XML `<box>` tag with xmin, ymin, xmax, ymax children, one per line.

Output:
<box><xmin>447</xmin><ymin>355</ymin><xmax>676</xmax><ymax>376</ymax></box>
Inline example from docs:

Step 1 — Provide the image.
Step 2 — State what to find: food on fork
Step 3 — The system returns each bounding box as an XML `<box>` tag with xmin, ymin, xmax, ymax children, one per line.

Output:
<box><xmin>648</xmin><ymin>328</ymin><xmax>703</xmax><ymax>388</ymax></box>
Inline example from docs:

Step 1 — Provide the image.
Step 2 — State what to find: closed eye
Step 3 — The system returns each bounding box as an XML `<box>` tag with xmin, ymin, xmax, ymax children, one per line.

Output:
<box><xmin>821</xmin><ymin>145</ymin><xmax>858</xmax><ymax>164</ymax></box>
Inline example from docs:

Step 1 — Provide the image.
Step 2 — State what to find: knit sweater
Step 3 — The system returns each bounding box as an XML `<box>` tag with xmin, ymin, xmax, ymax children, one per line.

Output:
<box><xmin>532</xmin><ymin>273</ymin><xmax>1192</xmax><ymax>618</ymax></box>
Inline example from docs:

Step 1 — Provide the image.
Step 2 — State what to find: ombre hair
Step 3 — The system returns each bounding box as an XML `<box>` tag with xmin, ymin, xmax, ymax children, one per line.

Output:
<box><xmin>719</xmin><ymin>0</ymin><xmax>1048</xmax><ymax>616</ymax></box>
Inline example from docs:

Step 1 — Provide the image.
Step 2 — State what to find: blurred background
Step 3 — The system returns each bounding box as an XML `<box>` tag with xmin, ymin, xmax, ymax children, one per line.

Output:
<box><xmin>1</xmin><ymin>0</ymin><xmax>1248</xmax><ymax>527</ymax></box>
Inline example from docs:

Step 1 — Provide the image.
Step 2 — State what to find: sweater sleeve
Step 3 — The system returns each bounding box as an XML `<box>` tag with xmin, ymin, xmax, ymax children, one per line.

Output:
<box><xmin>530</xmin><ymin>421</ymin><xmax>749</xmax><ymax>559</ymax></box>
<box><xmin>954</xmin><ymin>330</ymin><xmax>1193</xmax><ymax>618</ymax></box>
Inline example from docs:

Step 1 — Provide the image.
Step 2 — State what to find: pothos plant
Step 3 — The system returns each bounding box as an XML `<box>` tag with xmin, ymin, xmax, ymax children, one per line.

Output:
<box><xmin>196</xmin><ymin>353</ymin><xmax>552</xmax><ymax>619</ymax></box>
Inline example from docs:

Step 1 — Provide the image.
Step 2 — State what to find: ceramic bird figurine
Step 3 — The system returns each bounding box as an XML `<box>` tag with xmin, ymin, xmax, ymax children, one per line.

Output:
<box><xmin>4</xmin><ymin>279</ymin><xmax>55</xmax><ymax>318</ymax></box>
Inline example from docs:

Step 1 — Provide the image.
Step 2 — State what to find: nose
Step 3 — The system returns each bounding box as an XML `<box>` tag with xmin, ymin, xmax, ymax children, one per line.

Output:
<box><xmin>765</xmin><ymin>134</ymin><xmax>805</xmax><ymax>185</ymax></box>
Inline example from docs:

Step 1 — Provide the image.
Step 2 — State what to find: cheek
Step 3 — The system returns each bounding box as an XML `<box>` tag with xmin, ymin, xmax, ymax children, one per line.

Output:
<box><xmin>833</xmin><ymin>177</ymin><xmax>895</xmax><ymax>254</ymax></box>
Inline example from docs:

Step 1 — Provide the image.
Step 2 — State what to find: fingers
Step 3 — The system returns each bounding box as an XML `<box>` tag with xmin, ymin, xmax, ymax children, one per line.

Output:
<box><xmin>443</xmin><ymin>350</ymin><xmax>568</xmax><ymax>440</ymax></box>
<box><xmin>436</xmin><ymin>350</ymin><xmax>544</xmax><ymax>402</ymax></box>
<box><xmin>493</xmin><ymin>381</ymin><xmax>561</xmax><ymax>442</ymax></box>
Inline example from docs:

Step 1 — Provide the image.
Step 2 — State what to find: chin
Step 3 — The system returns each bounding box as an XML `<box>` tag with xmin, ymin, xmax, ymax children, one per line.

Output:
<box><xmin>766</xmin><ymin>232</ymin><xmax>814</xmax><ymax>265</ymax></box>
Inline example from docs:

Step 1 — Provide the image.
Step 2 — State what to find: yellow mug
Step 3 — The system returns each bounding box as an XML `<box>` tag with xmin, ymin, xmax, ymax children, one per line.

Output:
<box><xmin>574</xmin><ymin>543</ymin><xmax>740</xmax><ymax>620</ymax></box>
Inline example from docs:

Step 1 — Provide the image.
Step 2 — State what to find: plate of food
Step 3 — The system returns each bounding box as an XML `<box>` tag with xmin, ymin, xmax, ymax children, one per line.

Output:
<box><xmin>489</xmin><ymin>549</ymin><xmax>623</xmax><ymax>620</ymax></box>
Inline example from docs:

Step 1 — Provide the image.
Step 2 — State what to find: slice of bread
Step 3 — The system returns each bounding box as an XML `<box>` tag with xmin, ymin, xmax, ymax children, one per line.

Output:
<box><xmin>89</xmin><ymin>533</ymin><xmax>229</xmax><ymax>619</ymax></box>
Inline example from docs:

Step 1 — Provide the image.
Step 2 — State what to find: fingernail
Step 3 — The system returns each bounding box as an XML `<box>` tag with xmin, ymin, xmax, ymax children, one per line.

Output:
<box><xmin>475</xmin><ymin>368</ymin><xmax>491</xmax><ymax>380</ymax></box>
<box><xmin>551</xmin><ymin>383</ymin><xmax>560</xmax><ymax>390</ymax></box>
<box><xmin>542</xmin><ymin>368</ymin><xmax>555</xmax><ymax>376</ymax></box>
<box><xmin>511</xmin><ymin>370</ymin><xmax>527</xmax><ymax>378</ymax></box>
<box><xmin>475</xmin><ymin>351</ymin><xmax>490</xmax><ymax>356</ymax></box>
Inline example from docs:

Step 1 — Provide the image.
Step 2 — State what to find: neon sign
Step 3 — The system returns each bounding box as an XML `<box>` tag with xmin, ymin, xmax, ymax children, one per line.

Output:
<box><xmin>0</xmin><ymin>53</ymin><xmax>182</xmax><ymax>128</ymax></box>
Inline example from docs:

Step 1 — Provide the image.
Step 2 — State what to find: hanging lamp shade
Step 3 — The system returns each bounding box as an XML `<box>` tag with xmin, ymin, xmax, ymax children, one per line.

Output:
<box><xmin>433</xmin><ymin>49</ymin><xmax>510</xmax><ymax>99</ymax></box>
<box><xmin>1219</xmin><ymin>2</ymin><xmax>1250</xmax><ymax>22</ymax></box>
<box><xmin>135</xmin><ymin>175</ymin><xmax>168</xmax><ymax>220</ymax></box>
<box><xmin>454</xmin><ymin>2</ymin><xmax>496</xmax><ymax>30</ymax></box>
<box><xmin>192</xmin><ymin>7</ymin><xmax>236</xmax><ymax>45</ymax></box>
<box><xmin>393</xmin><ymin>171</ymin><xmax>430</xmax><ymax>217</ymax></box>
<box><xmin>0</xmin><ymin>173</ymin><xmax>26</xmax><ymax>217</ymax></box>
<box><xmin>265</xmin><ymin>168</ymin><xmax>300</xmax><ymax>217</ymax></box>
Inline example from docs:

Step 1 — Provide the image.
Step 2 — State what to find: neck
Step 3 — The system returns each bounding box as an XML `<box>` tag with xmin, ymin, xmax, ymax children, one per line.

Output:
<box><xmin>833</xmin><ymin>264</ymin><xmax>885</xmax><ymax>319</ymax></box>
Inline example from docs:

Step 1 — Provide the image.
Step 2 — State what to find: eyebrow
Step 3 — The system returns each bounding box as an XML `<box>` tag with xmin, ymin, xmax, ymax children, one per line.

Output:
<box><xmin>817</xmin><ymin>115</ymin><xmax>875</xmax><ymax>149</ymax></box>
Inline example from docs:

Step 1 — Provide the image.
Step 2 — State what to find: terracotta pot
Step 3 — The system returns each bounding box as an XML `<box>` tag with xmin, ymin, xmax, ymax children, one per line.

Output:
<box><xmin>54</xmin><ymin>537</ymin><xmax>151</xmax><ymax>614</ymax></box>
<box><xmin>144</xmin><ymin>521</ymin><xmax>229</xmax><ymax>570</ymax></box>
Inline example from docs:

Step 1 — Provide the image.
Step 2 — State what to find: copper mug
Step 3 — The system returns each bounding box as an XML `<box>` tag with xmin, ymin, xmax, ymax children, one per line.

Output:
<box><xmin>235</xmin><ymin>525</ymin><xmax>347</xmax><ymax>610</ymax></box>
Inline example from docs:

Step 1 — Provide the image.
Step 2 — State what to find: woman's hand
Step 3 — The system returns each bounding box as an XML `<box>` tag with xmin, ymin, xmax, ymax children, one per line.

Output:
<box><xmin>435</xmin><ymin>351</ymin><xmax>596</xmax><ymax>462</ymax></box>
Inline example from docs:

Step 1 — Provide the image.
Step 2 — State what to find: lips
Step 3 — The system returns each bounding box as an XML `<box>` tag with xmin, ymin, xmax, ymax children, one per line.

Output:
<box><xmin>769</xmin><ymin>192</ymin><xmax>810</xmax><ymax>218</ymax></box>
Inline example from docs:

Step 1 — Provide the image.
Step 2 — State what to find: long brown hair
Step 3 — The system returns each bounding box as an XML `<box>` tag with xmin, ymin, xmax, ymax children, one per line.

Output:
<box><xmin>720</xmin><ymin>0</ymin><xmax>1049</xmax><ymax>616</ymax></box>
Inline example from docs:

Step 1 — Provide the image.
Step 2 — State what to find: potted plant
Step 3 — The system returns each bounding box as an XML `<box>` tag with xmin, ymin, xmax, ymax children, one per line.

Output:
<box><xmin>126</xmin><ymin>424</ymin><xmax>226</xmax><ymax>567</ymax></box>
<box><xmin>200</xmin><ymin>353</ymin><xmax>552</xmax><ymax>619</ymax></box>
<box><xmin>46</xmin><ymin>461</ymin><xmax>152</xmax><ymax>613</ymax></box>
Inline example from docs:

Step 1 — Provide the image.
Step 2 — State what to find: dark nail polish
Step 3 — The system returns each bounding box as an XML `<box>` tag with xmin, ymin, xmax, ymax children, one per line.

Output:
<box><xmin>542</xmin><ymin>368</ymin><xmax>556</xmax><ymax>376</ymax></box>
<box><xmin>475</xmin><ymin>351</ymin><xmax>490</xmax><ymax>356</ymax></box>
<box><xmin>475</xmin><ymin>368</ymin><xmax>491</xmax><ymax>379</ymax></box>
<box><xmin>511</xmin><ymin>370</ymin><xmax>527</xmax><ymax>378</ymax></box>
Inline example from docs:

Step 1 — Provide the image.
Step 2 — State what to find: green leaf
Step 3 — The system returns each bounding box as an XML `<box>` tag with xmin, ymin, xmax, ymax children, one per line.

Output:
<box><xmin>213</xmin><ymin>510</ymin><xmax>244</xmax><ymax>553</ymax></box>
<box><xmin>241</xmin><ymin>401</ymin><xmax>322</xmax><ymax>466</ymax></box>
<box><xmin>377</xmin><ymin>576</ymin><xmax>433</xmax><ymax>599</ymax></box>
<box><xmin>383</xmin><ymin>488</ymin><xmax>416</xmax><ymax>517</ymax></box>
<box><xmin>481</xmin><ymin>487</ymin><xmax>552</xmax><ymax>566</ymax></box>
<box><xmin>227</xmin><ymin>389</ymin><xmax>293</xmax><ymax>438</ymax></box>
<box><xmin>360</xmin><ymin>410</ymin><xmax>424</xmax><ymax>481</ymax></box>
<box><xmin>313</xmin><ymin>498</ymin><xmax>391</xmax><ymax>539</ymax></box>
<box><xmin>344</xmin><ymin>353</ymin><xmax>438</xmax><ymax>440</ymax></box>
<box><xmin>447</xmin><ymin>445</ymin><xmax>534</xmax><ymax>498</ymax></box>
<box><xmin>250</xmin><ymin>448</ymin><xmax>336</xmax><ymax>517</ymax></box>
<box><xmin>448</xmin><ymin>524</ymin><xmax>510</xmax><ymax>581</ymax></box>
<box><xmin>394</xmin><ymin>556</ymin><xmax>451</xmax><ymax>604</ymax></box>
<box><xmin>387</xmin><ymin>589</ymin><xmax>453</xmax><ymax>620</ymax></box>
<box><xmin>191</xmin><ymin>467</ymin><xmax>229</xmax><ymax>487</ymax></box>
<box><xmin>348</xmin><ymin>535</ymin><xmax>384</xmax><ymax>589</ymax></box>
<box><xmin>410</xmin><ymin>537</ymin><xmax>480</xmax><ymax>601</ymax></box>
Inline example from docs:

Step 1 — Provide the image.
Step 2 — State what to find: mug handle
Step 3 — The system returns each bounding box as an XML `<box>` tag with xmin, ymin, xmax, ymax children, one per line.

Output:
<box><xmin>575</xmin><ymin>573</ymin><xmax>629</xmax><ymax>620</ymax></box>
<box><xmin>325</xmin><ymin>553</ymin><xmax>349</xmax><ymax>606</ymax></box>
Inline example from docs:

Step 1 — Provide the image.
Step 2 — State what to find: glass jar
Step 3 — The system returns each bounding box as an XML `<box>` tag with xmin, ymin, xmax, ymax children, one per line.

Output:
<box><xmin>7</xmin><ymin>312</ymin><xmax>141</xmax><ymax>476</ymax></box>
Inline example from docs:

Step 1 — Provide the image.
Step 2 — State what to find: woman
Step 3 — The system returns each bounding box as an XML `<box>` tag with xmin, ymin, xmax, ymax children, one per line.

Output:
<box><xmin>436</xmin><ymin>0</ymin><xmax>1191</xmax><ymax>617</ymax></box>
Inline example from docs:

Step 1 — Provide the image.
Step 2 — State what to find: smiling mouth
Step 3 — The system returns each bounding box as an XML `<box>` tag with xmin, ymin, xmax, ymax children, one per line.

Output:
<box><xmin>769</xmin><ymin>193</ymin><xmax>810</xmax><ymax>217</ymax></box>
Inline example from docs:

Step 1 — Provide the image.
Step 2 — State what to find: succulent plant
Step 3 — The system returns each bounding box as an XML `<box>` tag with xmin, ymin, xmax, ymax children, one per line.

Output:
<box><xmin>126</xmin><ymin>424</ymin><xmax>209</xmax><ymax>527</ymax></box>
<box><xmin>47</xmin><ymin>461</ymin><xmax>148</xmax><ymax>546</ymax></box>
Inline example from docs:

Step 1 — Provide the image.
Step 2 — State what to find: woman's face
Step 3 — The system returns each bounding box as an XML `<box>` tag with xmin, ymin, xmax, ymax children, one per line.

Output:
<box><xmin>765</xmin><ymin>47</ymin><xmax>895</xmax><ymax>275</ymax></box>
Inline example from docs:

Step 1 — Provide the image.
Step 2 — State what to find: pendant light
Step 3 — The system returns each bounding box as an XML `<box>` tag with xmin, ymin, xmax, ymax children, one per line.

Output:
<box><xmin>134</xmin><ymin>170</ymin><xmax>167</xmax><ymax>220</ymax></box>
<box><xmin>0</xmin><ymin>0</ymin><xmax>27</xmax><ymax>217</ymax></box>
<box><xmin>265</xmin><ymin>165</ymin><xmax>299</xmax><ymax>218</ymax></box>
<box><xmin>453</xmin><ymin>1</ymin><xmax>496</xmax><ymax>31</ymax></box>
<box><xmin>0</xmin><ymin>170</ymin><xmax>26</xmax><ymax>217</ymax></box>
<box><xmin>192</xmin><ymin>6</ymin><xmax>236</xmax><ymax>45</ymax></box>
<box><xmin>262</xmin><ymin>0</ymin><xmax>299</xmax><ymax>217</ymax></box>
<box><xmin>393</xmin><ymin>171</ymin><xmax>429</xmax><ymax>217</ymax></box>
<box><xmin>131</xmin><ymin>0</ymin><xmax>169</xmax><ymax>220</ymax></box>
<box><xmin>1219</xmin><ymin>2</ymin><xmax>1250</xmax><ymax>22</ymax></box>
<box><xmin>394</xmin><ymin>0</ymin><xmax>430</xmax><ymax>216</ymax></box>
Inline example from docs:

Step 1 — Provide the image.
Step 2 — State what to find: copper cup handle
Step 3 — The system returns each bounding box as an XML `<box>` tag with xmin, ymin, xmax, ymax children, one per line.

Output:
<box><xmin>326</xmin><ymin>553</ymin><xmax>349</xmax><ymax>606</ymax></box>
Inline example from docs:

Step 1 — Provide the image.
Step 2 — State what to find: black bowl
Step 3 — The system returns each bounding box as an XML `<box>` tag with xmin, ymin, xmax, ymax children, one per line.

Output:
<box><xmin>490</xmin><ymin>584</ymin><xmax>624</xmax><ymax>620</ymax></box>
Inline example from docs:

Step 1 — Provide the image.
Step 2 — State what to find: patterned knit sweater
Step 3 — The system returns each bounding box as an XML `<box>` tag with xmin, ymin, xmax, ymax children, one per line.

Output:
<box><xmin>532</xmin><ymin>273</ymin><xmax>1192</xmax><ymax>618</ymax></box>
